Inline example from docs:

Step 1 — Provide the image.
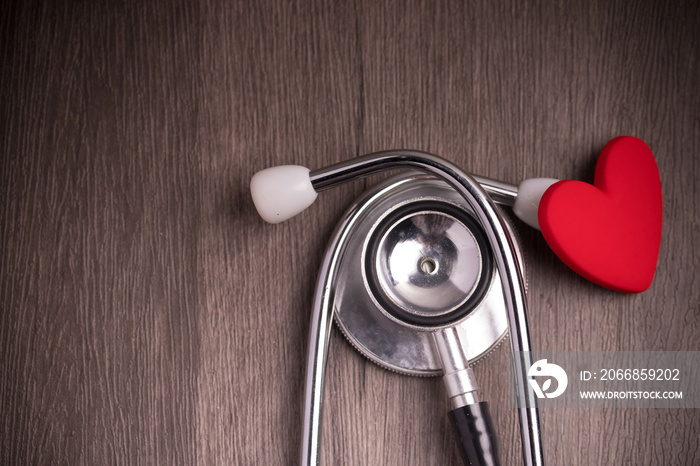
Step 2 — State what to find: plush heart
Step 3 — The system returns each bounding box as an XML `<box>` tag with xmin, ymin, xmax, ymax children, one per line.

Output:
<box><xmin>538</xmin><ymin>137</ymin><xmax>662</xmax><ymax>293</ymax></box>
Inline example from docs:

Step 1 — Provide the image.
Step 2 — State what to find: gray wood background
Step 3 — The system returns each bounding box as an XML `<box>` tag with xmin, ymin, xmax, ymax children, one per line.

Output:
<box><xmin>2</xmin><ymin>1</ymin><xmax>699</xmax><ymax>464</ymax></box>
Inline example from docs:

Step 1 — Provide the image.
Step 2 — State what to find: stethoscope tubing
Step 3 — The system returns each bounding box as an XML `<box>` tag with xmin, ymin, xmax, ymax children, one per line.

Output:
<box><xmin>302</xmin><ymin>150</ymin><xmax>543</xmax><ymax>466</ymax></box>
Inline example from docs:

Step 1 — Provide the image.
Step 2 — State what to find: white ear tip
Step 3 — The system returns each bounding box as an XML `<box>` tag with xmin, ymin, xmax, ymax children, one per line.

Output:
<box><xmin>250</xmin><ymin>165</ymin><xmax>317</xmax><ymax>223</ymax></box>
<box><xmin>512</xmin><ymin>178</ymin><xmax>559</xmax><ymax>230</ymax></box>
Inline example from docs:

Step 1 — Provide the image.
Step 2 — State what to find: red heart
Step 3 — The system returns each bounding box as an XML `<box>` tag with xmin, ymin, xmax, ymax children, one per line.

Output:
<box><xmin>538</xmin><ymin>136</ymin><xmax>662</xmax><ymax>293</ymax></box>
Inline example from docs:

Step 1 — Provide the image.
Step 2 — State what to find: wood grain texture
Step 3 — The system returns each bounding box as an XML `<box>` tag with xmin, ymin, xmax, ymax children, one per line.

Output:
<box><xmin>1</xmin><ymin>0</ymin><xmax>698</xmax><ymax>465</ymax></box>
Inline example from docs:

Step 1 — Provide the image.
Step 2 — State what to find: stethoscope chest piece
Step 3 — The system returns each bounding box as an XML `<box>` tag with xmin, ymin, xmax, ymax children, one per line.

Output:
<box><xmin>252</xmin><ymin>149</ymin><xmax>552</xmax><ymax>465</ymax></box>
<box><xmin>333</xmin><ymin>173</ymin><xmax>524</xmax><ymax>376</ymax></box>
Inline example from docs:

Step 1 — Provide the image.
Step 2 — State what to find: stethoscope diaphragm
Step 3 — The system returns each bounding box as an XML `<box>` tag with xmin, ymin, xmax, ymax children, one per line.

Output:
<box><xmin>333</xmin><ymin>172</ymin><xmax>524</xmax><ymax>376</ymax></box>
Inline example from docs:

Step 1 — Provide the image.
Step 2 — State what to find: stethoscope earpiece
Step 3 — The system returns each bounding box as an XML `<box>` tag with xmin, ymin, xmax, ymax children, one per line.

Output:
<box><xmin>512</xmin><ymin>178</ymin><xmax>559</xmax><ymax>230</ymax></box>
<box><xmin>250</xmin><ymin>165</ymin><xmax>317</xmax><ymax>223</ymax></box>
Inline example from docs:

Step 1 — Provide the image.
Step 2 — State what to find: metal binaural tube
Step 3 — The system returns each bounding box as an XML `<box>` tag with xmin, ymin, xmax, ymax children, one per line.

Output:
<box><xmin>471</xmin><ymin>175</ymin><xmax>519</xmax><ymax>207</ymax></box>
<box><xmin>302</xmin><ymin>150</ymin><xmax>542</xmax><ymax>466</ymax></box>
<box><xmin>300</xmin><ymin>205</ymin><xmax>358</xmax><ymax>466</ymax></box>
<box><xmin>310</xmin><ymin>162</ymin><xmax>519</xmax><ymax>207</ymax></box>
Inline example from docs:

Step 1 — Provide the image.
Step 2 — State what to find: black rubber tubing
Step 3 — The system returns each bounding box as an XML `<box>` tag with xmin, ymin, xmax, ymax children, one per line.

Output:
<box><xmin>448</xmin><ymin>401</ymin><xmax>501</xmax><ymax>466</ymax></box>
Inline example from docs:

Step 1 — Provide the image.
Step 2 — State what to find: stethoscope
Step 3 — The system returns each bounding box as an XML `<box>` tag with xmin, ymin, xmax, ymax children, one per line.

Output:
<box><xmin>249</xmin><ymin>146</ymin><xmax>660</xmax><ymax>465</ymax></box>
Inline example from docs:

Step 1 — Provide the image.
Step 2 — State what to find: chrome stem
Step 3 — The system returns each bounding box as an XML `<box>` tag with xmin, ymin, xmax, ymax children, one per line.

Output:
<box><xmin>433</xmin><ymin>327</ymin><xmax>480</xmax><ymax>410</ymax></box>
<box><xmin>302</xmin><ymin>150</ymin><xmax>542</xmax><ymax>466</ymax></box>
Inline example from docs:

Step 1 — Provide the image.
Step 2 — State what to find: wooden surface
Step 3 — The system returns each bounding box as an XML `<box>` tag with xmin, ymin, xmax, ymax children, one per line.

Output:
<box><xmin>2</xmin><ymin>1</ymin><xmax>699</xmax><ymax>464</ymax></box>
